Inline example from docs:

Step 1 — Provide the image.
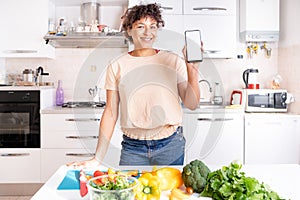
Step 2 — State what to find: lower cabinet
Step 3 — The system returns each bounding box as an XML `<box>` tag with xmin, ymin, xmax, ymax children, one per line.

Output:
<box><xmin>0</xmin><ymin>149</ymin><xmax>40</xmax><ymax>183</ymax></box>
<box><xmin>245</xmin><ymin>114</ymin><xmax>299</xmax><ymax>164</ymax></box>
<box><xmin>183</xmin><ymin>111</ymin><xmax>244</xmax><ymax>165</ymax></box>
<box><xmin>40</xmin><ymin>112</ymin><xmax>122</xmax><ymax>182</ymax></box>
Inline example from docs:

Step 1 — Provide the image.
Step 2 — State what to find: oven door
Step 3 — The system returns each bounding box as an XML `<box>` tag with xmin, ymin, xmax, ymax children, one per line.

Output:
<box><xmin>0</xmin><ymin>102</ymin><xmax>40</xmax><ymax>148</ymax></box>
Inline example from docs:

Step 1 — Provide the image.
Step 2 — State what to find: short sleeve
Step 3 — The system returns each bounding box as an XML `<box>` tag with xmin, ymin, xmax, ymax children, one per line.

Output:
<box><xmin>104</xmin><ymin>63</ymin><xmax>118</xmax><ymax>91</ymax></box>
<box><xmin>176</xmin><ymin>56</ymin><xmax>187</xmax><ymax>84</ymax></box>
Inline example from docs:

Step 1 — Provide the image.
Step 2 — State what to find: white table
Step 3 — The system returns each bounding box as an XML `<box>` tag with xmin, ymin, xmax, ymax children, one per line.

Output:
<box><xmin>32</xmin><ymin>164</ymin><xmax>300</xmax><ymax>200</ymax></box>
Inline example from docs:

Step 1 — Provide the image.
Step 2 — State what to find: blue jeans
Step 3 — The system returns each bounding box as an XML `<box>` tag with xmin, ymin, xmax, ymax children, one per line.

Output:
<box><xmin>119</xmin><ymin>126</ymin><xmax>185</xmax><ymax>165</ymax></box>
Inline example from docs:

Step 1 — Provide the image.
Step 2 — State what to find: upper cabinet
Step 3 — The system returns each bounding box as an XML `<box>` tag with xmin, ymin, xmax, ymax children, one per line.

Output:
<box><xmin>0</xmin><ymin>0</ymin><xmax>54</xmax><ymax>58</ymax></box>
<box><xmin>183</xmin><ymin>0</ymin><xmax>237</xmax><ymax>58</ymax></box>
<box><xmin>129</xmin><ymin>0</ymin><xmax>237</xmax><ymax>58</ymax></box>
<box><xmin>129</xmin><ymin>0</ymin><xmax>182</xmax><ymax>15</ymax></box>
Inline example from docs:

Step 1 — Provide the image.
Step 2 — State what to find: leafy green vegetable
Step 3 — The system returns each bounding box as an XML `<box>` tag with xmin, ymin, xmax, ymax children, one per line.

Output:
<box><xmin>182</xmin><ymin>159</ymin><xmax>211</xmax><ymax>193</ymax></box>
<box><xmin>201</xmin><ymin>162</ymin><xmax>283</xmax><ymax>200</ymax></box>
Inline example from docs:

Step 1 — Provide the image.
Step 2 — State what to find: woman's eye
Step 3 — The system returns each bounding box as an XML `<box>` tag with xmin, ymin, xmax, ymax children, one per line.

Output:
<box><xmin>151</xmin><ymin>26</ymin><xmax>157</xmax><ymax>30</ymax></box>
<box><xmin>137</xmin><ymin>26</ymin><xmax>144</xmax><ymax>29</ymax></box>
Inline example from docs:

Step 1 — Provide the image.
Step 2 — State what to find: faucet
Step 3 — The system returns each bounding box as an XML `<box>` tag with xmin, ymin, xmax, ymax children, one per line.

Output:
<box><xmin>199</xmin><ymin>79</ymin><xmax>212</xmax><ymax>92</ymax></box>
<box><xmin>199</xmin><ymin>79</ymin><xmax>213</xmax><ymax>103</ymax></box>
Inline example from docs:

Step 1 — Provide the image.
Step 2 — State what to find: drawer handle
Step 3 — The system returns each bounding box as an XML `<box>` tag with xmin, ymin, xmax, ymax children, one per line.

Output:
<box><xmin>0</xmin><ymin>153</ymin><xmax>30</xmax><ymax>157</ymax></box>
<box><xmin>66</xmin><ymin>136</ymin><xmax>98</xmax><ymax>139</ymax></box>
<box><xmin>204</xmin><ymin>50</ymin><xmax>221</xmax><ymax>54</ymax></box>
<box><xmin>65</xmin><ymin>153</ymin><xmax>95</xmax><ymax>157</ymax></box>
<box><xmin>193</xmin><ymin>7</ymin><xmax>227</xmax><ymax>11</ymax></box>
<box><xmin>3</xmin><ymin>50</ymin><xmax>38</xmax><ymax>54</ymax></box>
<box><xmin>65</xmin><ymin>118</ymin><xmax>100</xmax><ymax>122</ymax></box>
<box><xmin>161</xmin><ymin>6</ymin><xmax>173</xmax><ymax>10</ymax></box>
<box><xmin>198</xmin><ymin>118</ymin><xmax>233</xmax><ymax>121</ymax></box>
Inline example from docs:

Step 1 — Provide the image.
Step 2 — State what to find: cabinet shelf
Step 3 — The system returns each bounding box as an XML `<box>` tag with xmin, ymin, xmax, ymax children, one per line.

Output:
<box><xmin>44</xmin><ymin>32</ymin><xmax>129</xmax><ymax>48</ymax></box>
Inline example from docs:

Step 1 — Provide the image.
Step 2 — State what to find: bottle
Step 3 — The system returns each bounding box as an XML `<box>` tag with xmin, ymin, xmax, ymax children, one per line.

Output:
<box><xmin>213</xmin><ymin>82</ymin><xmax>223</xmax><ymax>105</ymax></box>
<box><xmin>56</xmin><ymin>80</ymin><xmax>64</xmax><ymax>106</ymax></box>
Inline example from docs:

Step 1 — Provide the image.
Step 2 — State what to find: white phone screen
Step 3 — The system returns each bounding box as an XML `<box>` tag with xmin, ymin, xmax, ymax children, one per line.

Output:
<box><xmin>185</xmin><ymin>30</ymin><xmax>202</xmax><ymax>63</ymax></box>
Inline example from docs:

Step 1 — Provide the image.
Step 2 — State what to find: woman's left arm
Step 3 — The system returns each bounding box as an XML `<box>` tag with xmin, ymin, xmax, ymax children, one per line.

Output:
<box><xmin>178</xmin><ymin>61</ymin><xmax>200</xmax><ymax>110</ymax></box>
<box><xmin>178</xmin><ymin>46</ymin><xmax>200</xmax><ymax>110</ymax></box>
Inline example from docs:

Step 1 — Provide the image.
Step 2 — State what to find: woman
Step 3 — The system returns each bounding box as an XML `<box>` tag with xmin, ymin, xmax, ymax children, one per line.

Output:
<box><xmin>68</xmin><ymin>3</ymin><xmax>200</xmax><ymax>168</ymax></box>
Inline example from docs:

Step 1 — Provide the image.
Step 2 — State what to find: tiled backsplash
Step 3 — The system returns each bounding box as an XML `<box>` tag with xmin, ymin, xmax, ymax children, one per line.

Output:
<box><xmin>278</xmin><ymin>45</ymin><xmax>300</xmax><ymax>114</ymax></box>
<box><xmin>4</xmin><ymin>45</ymin><xmax>281</xmax><ymax>105</ymax></box>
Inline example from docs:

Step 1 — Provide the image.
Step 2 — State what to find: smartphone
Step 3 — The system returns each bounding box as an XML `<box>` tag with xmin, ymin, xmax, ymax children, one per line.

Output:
<box><xmin>185</xmin><ymin>30</ymin><xmax>203</xmax><ymax>63</ymax></box>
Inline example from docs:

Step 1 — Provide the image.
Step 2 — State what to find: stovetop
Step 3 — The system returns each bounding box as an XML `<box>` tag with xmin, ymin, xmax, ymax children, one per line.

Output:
<box><xmin>61</xmin><ymin>101</ymin><xmax>106</xmax><ymax>108</ymax></box>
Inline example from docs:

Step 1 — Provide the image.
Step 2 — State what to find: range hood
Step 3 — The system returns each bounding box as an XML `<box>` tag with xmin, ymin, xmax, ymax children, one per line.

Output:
<box><xmin>44</xmin><ymin>32</ymin><xmax>128</xmax><ymax>48</ymax></box>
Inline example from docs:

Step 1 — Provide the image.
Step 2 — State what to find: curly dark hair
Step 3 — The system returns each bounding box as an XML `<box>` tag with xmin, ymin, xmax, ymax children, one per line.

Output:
<box><xmin>121</xmin><ymin>3</ymin><xmax>165</xmax><ymax>42</ymax></box>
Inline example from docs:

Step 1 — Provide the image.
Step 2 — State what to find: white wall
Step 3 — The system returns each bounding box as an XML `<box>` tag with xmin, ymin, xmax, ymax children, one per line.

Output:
<box><xmin>278</xmin><ymin>0</ymin><xmax>300</xmax><ymax>114</ymax></box>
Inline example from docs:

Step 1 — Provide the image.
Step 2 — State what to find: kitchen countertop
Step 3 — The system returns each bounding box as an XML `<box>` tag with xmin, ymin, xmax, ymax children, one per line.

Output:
<box><xmin>41</xmin><ymin>106</ymin><xmax>104</xmax><ymax>114</ymax></box>
<box><xmin>0</xmin><ymin>85</ymin><xmax>54</xmax><ymax>90</ymax></box>
<box><xmin>32</xmin><ymin>164</ymin><xmax>300</xmax><ymax>200</ymax></box>
<box><xmin>42</xmin><ymin>105</ymin><xmax>243</xmax><ymax>115</ymax></box>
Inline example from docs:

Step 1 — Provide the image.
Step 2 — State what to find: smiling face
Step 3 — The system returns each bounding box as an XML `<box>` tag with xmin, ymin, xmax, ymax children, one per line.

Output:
<box><xmin>127</xmin><ymin>16</ymin><xmax>158</xmax><ymax>50</ymax></box>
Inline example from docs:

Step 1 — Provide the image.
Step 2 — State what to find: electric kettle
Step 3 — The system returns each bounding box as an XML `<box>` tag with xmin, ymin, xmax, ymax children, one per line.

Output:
<box><xmin>243</xmin><ymin>68</ymin><xmax>259</xmax><ymax>89</ymax></box>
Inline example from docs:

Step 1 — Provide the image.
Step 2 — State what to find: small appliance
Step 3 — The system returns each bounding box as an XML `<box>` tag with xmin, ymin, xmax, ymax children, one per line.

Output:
<box><xmin>246</xmin><ymin>89</ymin><xmax>287</xmax><ymax>112</ymax></box>
<box><xmin>243</xmin><ymin>68</ymin><xmax>259</xmax><ymax>89</ymax></box>
<box><xmin>230</xmin><ymin>89</ymin><xmax>289</xmax><ymax>112</ymax></box>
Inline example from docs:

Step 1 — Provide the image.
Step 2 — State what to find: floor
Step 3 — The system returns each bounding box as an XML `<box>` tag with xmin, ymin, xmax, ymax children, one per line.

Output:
<box><xmin>0</xmin><ymin>197</ymin><xmax>32</xmax><ymax>200</ymax></box>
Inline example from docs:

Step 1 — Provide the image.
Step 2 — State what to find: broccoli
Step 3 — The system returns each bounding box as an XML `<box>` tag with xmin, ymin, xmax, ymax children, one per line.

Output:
<box><xmin>182</xmin><ymin>159</ymin><xmax>211</xmax><ymax>193</ymax></box>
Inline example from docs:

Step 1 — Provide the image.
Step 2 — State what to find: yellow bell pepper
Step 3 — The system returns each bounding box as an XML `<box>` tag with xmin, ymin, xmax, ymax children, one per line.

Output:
<box><xmin>152</xmin><ymin>167</ymin><xmax>183</xmax><ymax>191</ymax></box>
<box><xmin>135</xmin><ymin>172</ymin><xmax>161</xmax><ymax>200</ymax></box>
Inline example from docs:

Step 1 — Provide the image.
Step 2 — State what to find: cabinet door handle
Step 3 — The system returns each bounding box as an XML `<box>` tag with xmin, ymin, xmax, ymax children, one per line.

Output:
<box><xmin>193</xmin><ymin>7</ymin><xmax>227</xmax><ymax>11</ymax></box>
<box><xmin>204</xmin><ymin>50</ymin><xmax>221</xmax><ymax>54</ymax></box>
<box><xmin>3</xmin><ymin>50</ymin><xmax>38</xmax><ymax>54</ymax></box>
<box><xmin>198</xmin><ymin>118</ymin><xmax>233</xmax><ymax>121</ymax></box>
<box><xmin>0</xmin><ymin>153</ymin><xmax>30</xmax><ymax>157</ymax></box>
<box><xmin>65</xmin><ymin>136</ymin><xmax>98</xmax><ymax>139</ymax></box>
<box><xmin>65</xmin><ymin>118</ymin><xmax>100</xmax><ymax>122</ymax></box>
<box><xmin>65</xmin><ymin>153</ymin><xmax>95</xmax><ymax>157</ymax></box>
<box><xmin>161</xmin><ymin>6</ymin><xmax>173</xmax><ymax>10</ymax></box>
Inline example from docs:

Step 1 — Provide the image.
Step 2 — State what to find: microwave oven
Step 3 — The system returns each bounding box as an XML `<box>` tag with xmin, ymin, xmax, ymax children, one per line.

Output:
<box><xmin>245</xmin><ymin>89</ymin><xmax>287</xmax><ymax>112</ymax></box>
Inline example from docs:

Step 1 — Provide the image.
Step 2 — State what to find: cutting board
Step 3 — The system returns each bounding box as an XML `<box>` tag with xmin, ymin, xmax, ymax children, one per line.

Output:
<box><xmin>57</xmin><ymin>170</ymin><xmax>92</xmax><ymax>190</ymax></box>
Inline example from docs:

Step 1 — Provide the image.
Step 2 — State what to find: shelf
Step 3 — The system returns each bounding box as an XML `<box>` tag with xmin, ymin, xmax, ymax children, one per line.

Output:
<box><xmin>44</xmin><ymin>32</ymin><xmax>129</xmax><ymax>48</ymax></box>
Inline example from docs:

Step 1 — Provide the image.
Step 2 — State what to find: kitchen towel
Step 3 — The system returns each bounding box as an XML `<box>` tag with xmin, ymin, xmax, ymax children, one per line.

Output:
<box><xmin>57</xmin><ymin>170</ymin><xmax>92</xmax><ymax>190</ymax></box>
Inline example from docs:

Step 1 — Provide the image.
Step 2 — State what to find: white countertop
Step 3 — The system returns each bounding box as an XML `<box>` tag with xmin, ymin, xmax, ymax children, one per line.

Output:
<box><xmin>0</xmin><ymin>85</ymin><xmax>54</xmax><ymax>90</ymax></box>
<box><xmin>32</xmin><ymin>164</ymin><xmax>300</xmax><ymax>200</ymax></box>
<box><xmin>41</xmin><ymin>106</ymin><xmax>104</xmax><ymax>114</ymax></box>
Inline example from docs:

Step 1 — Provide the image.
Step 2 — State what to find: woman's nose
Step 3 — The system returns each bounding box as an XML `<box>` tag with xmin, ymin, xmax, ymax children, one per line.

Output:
<box><xmin>143</xmin><ymin>26</ymin><xmax>151</xmax><ymax>34</ymax></box>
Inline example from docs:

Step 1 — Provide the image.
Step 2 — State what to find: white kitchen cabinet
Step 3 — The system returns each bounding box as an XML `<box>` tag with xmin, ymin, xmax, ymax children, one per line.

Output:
<box><xmin>183</xmin><ymin>0</ymin><xmax>237</xmax><ymax>58</ymax></box>
<box><xmin>129</xmin><ymin>0</ymin><xmax>182</xmax><ymax>14</ymax></box>
<box><xmin>41</xmin><ymin>112</ymin><xmax>123</xmax><ymax>182</ymax></box>
<box><xmin>0</xmin><ymin>0</ymin><xmax>54</xmax><ymax>58</ymax></box>
<box><xmin>245</xmin><ymin>114</ymin><xmax>299</xmax><ymax>164</ymax></box>
<box><xmin>0</xmin><ymin>149</ymin><xmax>40</xmax><ymax>183</ymax></box>
<box><xmin>183</xmin><ymin>111</ymin><xmax>244</xmax><ymax>165</ymax></box>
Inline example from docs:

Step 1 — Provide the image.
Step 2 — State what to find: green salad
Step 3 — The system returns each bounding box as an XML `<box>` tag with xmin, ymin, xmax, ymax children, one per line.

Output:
<box><xmin>88</xmin><ymin>175</ymin><xmax>137</xmax><ymax>200</ymax></box>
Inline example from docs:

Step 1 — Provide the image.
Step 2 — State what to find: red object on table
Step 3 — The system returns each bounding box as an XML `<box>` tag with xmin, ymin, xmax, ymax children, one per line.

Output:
<box><xmin>79</xmin><ymin>170</ymin><xmax>88</xmax><ymax>197</ymax></box>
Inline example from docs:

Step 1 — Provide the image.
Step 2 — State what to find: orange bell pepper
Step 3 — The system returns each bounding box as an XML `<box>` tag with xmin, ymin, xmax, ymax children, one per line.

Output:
<box><xmin>152</xmin><ymin>167</ymin><xmax>183</xmax><ymax>191</ymax></box>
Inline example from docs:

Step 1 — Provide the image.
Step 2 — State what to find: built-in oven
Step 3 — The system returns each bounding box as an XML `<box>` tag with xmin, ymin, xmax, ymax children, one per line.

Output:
<box><xmin>0</xmin><ymin>91</ymin><xmax>40</xmax><ymax>148</ymax></box>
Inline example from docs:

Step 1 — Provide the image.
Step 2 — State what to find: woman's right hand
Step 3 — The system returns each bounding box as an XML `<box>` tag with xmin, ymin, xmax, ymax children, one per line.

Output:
<box><xmin>66</xmin><ymin>157</ymin><xmax>101</xmax><ymax>170</ymax></box>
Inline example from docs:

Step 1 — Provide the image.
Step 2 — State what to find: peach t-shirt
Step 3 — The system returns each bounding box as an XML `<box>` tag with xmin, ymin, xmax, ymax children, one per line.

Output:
<box><xmin>104</xmin><ymin>50</ymin><xmax>187</xmax><ymax>140</ymax></box>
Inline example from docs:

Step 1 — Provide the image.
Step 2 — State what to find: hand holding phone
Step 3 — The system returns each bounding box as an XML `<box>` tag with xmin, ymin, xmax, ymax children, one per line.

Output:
<box><xmin>185</xmin><ymin>30</ymin><xmax>203</xmax><ymax>63</ymax></box>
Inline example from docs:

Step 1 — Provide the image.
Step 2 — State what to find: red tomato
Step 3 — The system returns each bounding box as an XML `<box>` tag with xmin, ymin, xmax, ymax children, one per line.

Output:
<box><xmin>93</xmin><ymin>170</ymin><xmax>105</xmax><ymax>178</ymax></box>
